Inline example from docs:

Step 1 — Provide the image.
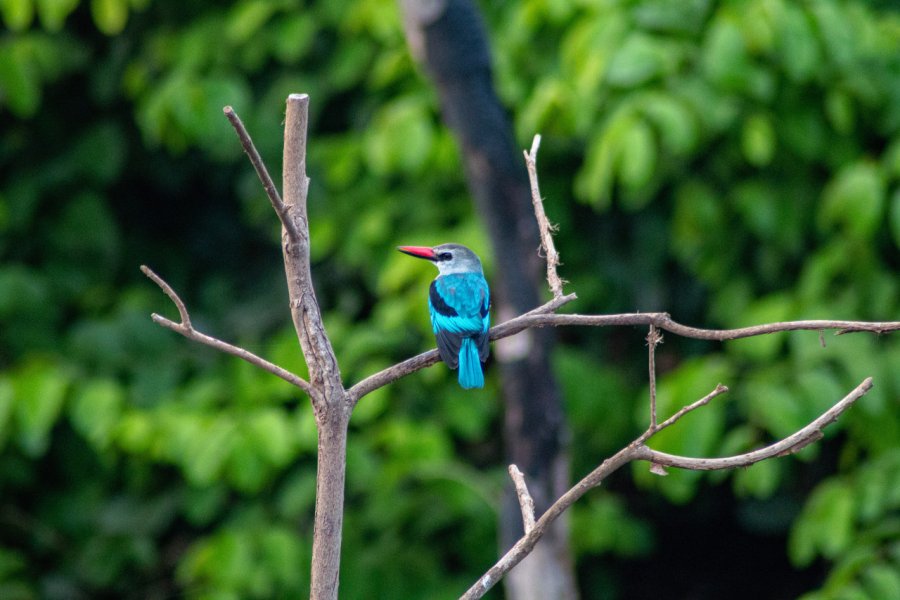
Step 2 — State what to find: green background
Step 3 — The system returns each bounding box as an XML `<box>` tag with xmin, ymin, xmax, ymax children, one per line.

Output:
<box><xmin>1</xmin><ymin>0</ymin><xmax>899</xmax><ymax>598</ymax></box>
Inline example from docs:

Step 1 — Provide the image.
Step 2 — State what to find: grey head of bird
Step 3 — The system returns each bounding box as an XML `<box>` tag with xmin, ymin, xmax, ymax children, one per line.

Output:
<box><xmin>397</xmin><ymin>243</ymin><xmax>484</xmax><ymax>275</ymax></box>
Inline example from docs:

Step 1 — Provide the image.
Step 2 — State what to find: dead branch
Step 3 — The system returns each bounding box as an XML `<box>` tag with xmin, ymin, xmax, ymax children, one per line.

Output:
<box><xmin>637</xmin><ymin>378</ymin><xmax>872</xmax><ymax>470</ymax></box>
<box><xmin>489</xmin><ymin>312</ymin><xmax>900</xmax><ymax>341</ymax></box>
<box><xmin>461</xmin><ymin>378</ymin><xmax>873</xmax><ymax>599</ymax></box>
<box><xmin>646</xmin><ymin>325</ymin><xmax>663</xmax><ymax>428</ymax></box>
<box><xmin>140</xmin><ymin>265</ymin><xmax>313</xmax><ymax>395</ymax></box>
<box><xmin>508</xmin><ymin>465</ymin><xmax>536</xmax><ymax>533</ymax></box>
<box><xmin>524</xmin><ymin>134</ymin><xmax>565</xmax><ymax>298</ymax></box>
<box><xmin>223</xmin><ymin>105</ymin><xmax>301</xmax><ymax>243</ymax></box>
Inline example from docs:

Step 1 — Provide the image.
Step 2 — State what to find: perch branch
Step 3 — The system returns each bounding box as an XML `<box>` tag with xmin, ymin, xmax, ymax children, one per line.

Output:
<box><xmin>348</xmin><ymin>306</ymin><xmax>897</xmax><ymax>403</ymax></box>
<box><xmin>347</xmin><ymin>293</ymin><xmax>577</xmax><ymax>402</ymax></box>
<box><xmin>223</xmin><ymin>105</ymin><xmax>301</xmax><ymax>243</ymax></box>
<box><xmin>508</xmin><ymin>465</ymin><xmax>536</xmax><ymax>533</ymax></box>
<box><xmin>140</xmin><ymin>265</ymin><xmax>313</xmax><ymax>396</ymax></box>
<box><xmin>489</xmin><ymin>312</ymin><xmax>900</xmax><ymax>340</ymax></box>
<box><xmin>461</xmin><ymin>378</ymin><xmax>873</xmax><ymax>599</ymax></box>
<box><xmin>524</xmin><ymin>134</ymin><xmax>565</xmax><ymax>298</ymax></box>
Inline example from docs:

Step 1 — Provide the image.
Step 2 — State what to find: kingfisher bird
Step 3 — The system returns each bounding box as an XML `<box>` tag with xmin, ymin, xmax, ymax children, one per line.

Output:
<box><xmin>398</xmin><ymin>243</ymin><xmax>490</xmax><ymax>389</ymax></box>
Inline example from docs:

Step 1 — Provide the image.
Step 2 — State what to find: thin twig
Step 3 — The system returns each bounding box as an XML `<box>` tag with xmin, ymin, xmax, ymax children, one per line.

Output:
<box><xmin>140</xmin><ymin>265</ymin><xmax>313</xmax><ymax>396</ymax></box>
<box><xmin>140</xmin><ymin>265</ymin><xmax>191</xmax><ymax>328</ymax></box>
<box><xmin>646</xmin><ymin>325</ymin><xmax>662</xmax><ymax>428</ymax></box>
<box><xmin>652</xmin><ymin>384</ymin><xmax>728</xmax><ymax>435</ymax></box>
<box><xmin>460</xmin><ymin>378</ymin><xmax>872</xmax><ymax>599</ymax></box>
<box><xmin>524</xmin><ymin>134</ymin><xmax>565</xmax><ymax>299</ymax></box>
<box><xmin>508</xmin><ymin>465</ymin><xmax>536</xmax><ymax>533</ymax></box>
<box><xmin>223</xmin><ymin>105</ymin><xmax>301</xmax><ymax>243</ymax></box>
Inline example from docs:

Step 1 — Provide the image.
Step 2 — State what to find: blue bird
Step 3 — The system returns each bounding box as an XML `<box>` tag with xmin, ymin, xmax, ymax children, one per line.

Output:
<box><xmin>398</xmin><ymin>243</ymin><xmax>490</xmax><ymax>389</ymax></box>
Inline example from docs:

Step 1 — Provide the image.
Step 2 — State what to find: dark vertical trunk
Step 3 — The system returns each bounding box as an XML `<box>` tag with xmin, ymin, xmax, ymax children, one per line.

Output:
<box><xmin>400</xmin><ymin>1</ymin><xmax>576</xmax><ymax>597</ymax></box>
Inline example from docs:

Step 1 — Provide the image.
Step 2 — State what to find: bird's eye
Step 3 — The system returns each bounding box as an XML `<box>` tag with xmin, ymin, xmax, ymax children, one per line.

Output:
<box><xmin>439</xmin><ymin>252</ymin><xmax>452</xmax><ymax>260</ymax></box>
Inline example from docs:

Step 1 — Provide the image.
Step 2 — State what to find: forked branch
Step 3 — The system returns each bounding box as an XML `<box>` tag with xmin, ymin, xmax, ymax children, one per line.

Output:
<box><xmin>140</xmin><ymin>265</ymin><xmax>313</xmax><ymax>395</ymax></box>
<box><xmin>462</xmin><ymin>378</ymin><xmax>873</xmax><ymax>599</ymax></box>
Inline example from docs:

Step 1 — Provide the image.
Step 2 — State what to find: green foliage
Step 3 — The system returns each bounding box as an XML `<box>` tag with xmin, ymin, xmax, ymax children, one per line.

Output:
<box><xmin>1</xmin><ymin>0</ymin><xmax>898</xmax><ymax>598</ymax></box>
<box><xmin>792</xmin><ymin>451</ymin><xmax>900</xmax><ymax>600</ymax></box>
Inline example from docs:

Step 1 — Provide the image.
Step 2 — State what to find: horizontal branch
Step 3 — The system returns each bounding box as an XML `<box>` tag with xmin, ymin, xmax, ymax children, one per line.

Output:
<box><xmin>351</xmin><ymin>299</ymin><xmax>895</xmax><ymax>403</ymax></box>
<box><xmin>347</xmin><ymin>293</ymin><xmax>577</xmax><ymax>402</ymax></box>
<box><xmin>492</xmin><ymin>312</ymin><xmax>900</xmax><ymax>340</ymax></box>
<box><xmin>141</xmin><ymin>265</ymin><xmax>314</xmax><ymax>397</ymax></box>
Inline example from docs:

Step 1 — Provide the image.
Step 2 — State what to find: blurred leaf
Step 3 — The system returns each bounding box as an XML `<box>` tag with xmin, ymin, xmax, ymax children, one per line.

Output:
<box><xmin>0</xmin><ymin>377</ymin><xmax>13</xmax><ymax>450</ymax></box>
<box><xmin>617</xmin><ymin>116</ymin><xmax>656</xmax><ymax>203</ymax></box>
<box><xmin>91</xmin><ymin>0</ymin><xmax>128</xmax><ymax>35</ymax></box>
<box><xmin>364</xmin><ymin>96</ymin><xmax>435</xmax><ymax>175</ymax></box>
<box><xmin>742</xmin><ymin>112</ymin><xmax>776</xmax><ymax>166</ymax></box>
<box><xmin>889</xmin><ymin>187</ymin><xmax>900</xmax><ymax>248</ymax></box>
<box><xmin>70</xmin><ymin>379</ymin><xmax>124</xmax><ymax>450</ymax></box>
<box><xmin>861</xmin><ymin>563</ymin><xmax>900</xmax><ymax>599</ymax></box>
<box><xmin>819</xmin><ymin>161</ymin><xmax>885</xmax><ymax>239</ymax></box>
<box><xmin>790</xmin><ymin>480</ymin><xmax>856</xmax><ymax>566</ymax></box>
<box><xmin>226</xmin><ymin>0</ymin><xmax>277</xmax><ymax>43</ymax></box>
<box><xmin>777</xmin><ymin>3</ymin><xmax>820</xmax><ymax>82</ymax></box>
<box><xmin>36</xmin><ymin>0</ymin><xmax>79</xmax><ymax>31</ymax></box>
<box><xmin>606</xmin><ymin>33</ymin><xmax>669</xmax><ymax>88</ymax></box>
<box><xmin>11</xmin><ymin>359</ymin><xmax>70</xmax><ymax>456</ymax></box>
<box><xmin>637</xmin><ymin>91</ymin><xmax>698</xmax><ymax>155</ymax></box>
<box><xmin>0</xmin><ymin>0</ymin><xmax>33</xmax><ymax>30</ymax></box>
<box><xmin>0</xmin><ymin>39</ymin><xmax>41</xmax><ymax>116</ymax></box>
<box><xmin>825</xmin><ymin>89</ymin><xmax>855</xmax><ymax>134</ymax></box>
<box><xmin>733</xmin><ymin>458</ymin><xmax>780</xmax><ymax>499</ymax></box>
<box><xmin>570</xmin><ymin>493</ymin><xmax>654</xmax><ymax>557</ymax></box>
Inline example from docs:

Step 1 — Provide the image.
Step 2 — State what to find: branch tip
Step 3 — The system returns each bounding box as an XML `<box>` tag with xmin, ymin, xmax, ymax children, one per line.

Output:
<box><xmin>508</xmin><ymin>465</ymin><xmax>536</xmax><ymax>533</ymax></box>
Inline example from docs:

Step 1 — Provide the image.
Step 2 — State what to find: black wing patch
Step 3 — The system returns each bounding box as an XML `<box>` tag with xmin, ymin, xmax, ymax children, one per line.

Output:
<box><xmin>429</xmin><ymin>281</ymin><xmax>458</xmax><ymax>317</ymax></box>
<box><xmin>475</xmin><ymin>331</ymin><xmax>489</xmax><ymax>362</ymax></box>
<box><xmin>434</xmin><ymin>329</ymin><xmax>462</xmax><ymax>368</ymax></box>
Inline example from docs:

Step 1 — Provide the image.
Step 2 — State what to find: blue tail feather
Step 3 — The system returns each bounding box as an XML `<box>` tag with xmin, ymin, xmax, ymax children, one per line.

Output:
<box><xmin>458</xmin><ymin>337</ymin><xmax>484</xmax><ymax>389</ymax></box>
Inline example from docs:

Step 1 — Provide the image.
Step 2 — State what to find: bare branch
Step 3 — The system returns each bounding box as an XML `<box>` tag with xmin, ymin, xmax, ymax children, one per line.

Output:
<box><xmin>140</xmin><ymin>265</ymin><xmax>313</xmax><ymax>396</ymax></box>
<box><xmin>140</xmin><ymin>264</ymin><xmax>191</xmax><ymax>328</ymax></box>
<box><xmin>524</xmin><ymin>134</ymin><xmax>565</xmax><ymax>298</ymax></box>
<box><xmin>461</xmin><ymin>378</ymin><xmax>872</xmax><ymax>599</ymax></box>
<box><xmin>281</xmin><ymin>94</ymin><xmax>344</xmax><ymax>402</ymax></box>
<box><xmin>637</xmin><ymin>377</ymin><xmax>873</xmax><ymax>470</ymax></box>
<box><xmin>637</xmin><ymin>383</ymin><xmax>729</xmax><ymax>445</ymax></box>
<box><xmin>508</xmin><ymin>465</ymin><xmax>536</xmax><ymax>533</ymax></box>
<box><xmin>485</xmin><ymin>312</ymin><xmax>900</xmax><ymax>340</ymax></box>
<box><xmin>223</xmin><ymin>105</ymin><xmax>301</xmax><ymax>243</ymax></box>
<box><xmin>347</xmin><ymin>293</ymin><xmax>577</xmax><ymax>402</ymax></box>
<box><xmin>646</xmin><ymin>325</ymin><xmax>662</xmax><ymax>428</ymax></box>
<box><xmin>349</xmin><ymin>299</ymin><xmax>898</xmax><ymax>403</ymax></box>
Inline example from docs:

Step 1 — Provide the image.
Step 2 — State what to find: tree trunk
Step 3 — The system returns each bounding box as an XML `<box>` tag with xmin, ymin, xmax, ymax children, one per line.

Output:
<box><xmin>309</xmin><ymin>404</ymin><xmax>350</xmax><ymax>599</ymax></box>
<box><xmin>400</xmin><ymin>2</ymin><xmax>577</xmax><ymax>598</ymax></box>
